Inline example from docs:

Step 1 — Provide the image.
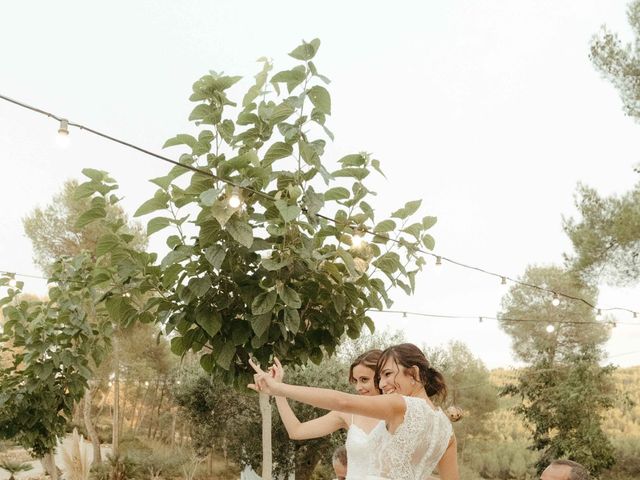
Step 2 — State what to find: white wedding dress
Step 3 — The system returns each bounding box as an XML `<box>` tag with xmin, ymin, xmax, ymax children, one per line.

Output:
<box><xmin>344</xmin><ymin>416</ymin><xmax>387</xmax><ymax>479</ymax></box>
<box><xmin>366</xmin><ymin>396</ymin><xmax>453</xmax><ymax>480</ymax></box>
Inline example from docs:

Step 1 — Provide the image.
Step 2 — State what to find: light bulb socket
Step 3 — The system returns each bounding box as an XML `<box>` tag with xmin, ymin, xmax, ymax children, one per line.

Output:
<box><xmin>58</xmin><ymin>119</ymin><xmax>69</xmax><ymax>135</ymax></box>
<box><xmin>436</xmin><ymin>256</ymin><xmax>442</xmax><ymax>266</ymax></box>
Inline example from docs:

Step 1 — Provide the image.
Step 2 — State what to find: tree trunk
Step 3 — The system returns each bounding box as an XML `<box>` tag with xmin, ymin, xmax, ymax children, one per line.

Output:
<box><xmin>128</xmin><ymin>381</ymin><xmax>144</xmax><ymax>431</ymax></box>
<box><xmin>41</xmin><ymin>451</ymin><xmax>58</xmax><ymax>480</ymax></box>
<box><xmin>83</xmin><ymin>385</ymin><xmax>102</xmax><ymax>464</ymax></box>
<box><xmin>133</xmin><ymin>381</ymin><xmax>152</xmax><ymax>436</ymax></box>
<box><xmin>259</xmin><ymin>393</ymin><xmax>272</xmax><ymax>480</ymax></box>
<box><xmin>119</xmin><ymin>369</ymin><xmax>127</xmax><ymax>437</ymax></box>
<box><xmin>170</xmin><ymin>408</ymin><xmax>177</xmax><ymax>447</ymax></box>
<box><xmin>112</xmin><ymin>337</ymin><xmax>120</xmax><ymax>457</ymax></box>
<box><xmin>151</xmin><ymin>379</ymin><xmax>166</xmax><ymax>440</ymax></box>
<box><xmin>146</xmin><ymin>379</ymin><xmax>160</xmax><ymax>438</ymax></box>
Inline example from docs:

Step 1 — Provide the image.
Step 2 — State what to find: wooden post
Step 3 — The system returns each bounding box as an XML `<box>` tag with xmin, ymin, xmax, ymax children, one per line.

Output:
<box><xmin>259</xmin><ymin>393</ymin><xmax>272</xmax><ymax>480</ymax></box>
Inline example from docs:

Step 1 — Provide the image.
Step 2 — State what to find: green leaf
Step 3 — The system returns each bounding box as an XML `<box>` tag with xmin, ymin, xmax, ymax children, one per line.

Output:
<box><xmin>401</xmin><ymin>222</ymin><xmax>423</xmax><ymax>239</ymax></box>
<box><xmin>161</xmin><ymin>247</ymin><xmax>191</xmax><ymax>270</ymax></box>
<box><xmin>332</xmin><ymin>292</ymin><xmax>346</xmax><ymax>314</ymax></box>
<box><xmin>147</xmin><ymin>217</ymin><xmax>172</xmax><ymax>236</ymax></box>
<box><xmin>82</xmin><ymin>168</ymin><xmax>106</xmax><ymax>181</ymax></box>
<box><xmin>271</xmin><ymin>66</ymin><xmax>306</xmax><ymax>93</ymax></box>
<box><xmin>216</xmin><ymin>342</ymin><xmax>236</xmax><ymax>370</ymax></box>
<box><xmin>374</xmin><ymin>219</ymin><xmax>396</xmax><ymax>233</ymax></box>
<box><xmin>163</xmin><ymin>134</ymin><xmax>197</xmax><ymax>149</ymax></box>
<box><xmin>251</xmin><ymin>291</ymin><xmax>277</xmax><ymax>315</ymax></box>
<box><xmin>279</xmin><ymin>286</ymin><xmax>302</xmax><ymax>309</ymax></box>
<box><xmin>200</xmin><ymin>353</ymin><xmax>215</xmax><ymax>372</ymax></box>
<box><xmin>171</xmin><ymin>337</ymin><xmax>187</xmax><ymax>356</ymax></box>
<box><xmin>332</xmin><ymin>167</ymin><xmax>370</xmax><ymax>181</ymax></box>
<box><xmin>263</xmin><ymin>142</ymin><xmax>293</xmax><ymax>166</ymax></box>
<box><xmin>275</xmin><ymin>199</ymin><xmax>301</xmax><ymax>223</ymax></box>
<box><xmin>391</xmin><ymin>200</ymin><xmax>422</xmax><ymax>220</ymax></box>
<box><xmin>210</xmin><ymin>199</ymin><xmax>237</xmax><ymax>227</ymax></box>
<box><xmin>422</xmin><ymin>216</ymin><xmax>438</xmax><ymax>230</ymax></box>
<box><xmin>371</xmin><ymin>159</ymin><xmax>386</xmax><ymax>178</ymax></box>
<box><xmin>190</xmin><ymin>277</ymin><xmax>211</xmax><ymax>297</ymax></box>
<box><xmin>204</xmin><ymin>245</ymin><xmax>226</xmax><ymax>269</ymax></box>
<box><xmin>262</xmin><ymin>256</ymin><xmax>291</xmax><ymax>271</ymax></box>
<box><xmin>251</xmin><ymin>313</ymin><xmax>272</xmax><ymax>336</ymax></box>
<box><xmin>200</xmin><ymin>188</ymin><xmax>221</xmax><ymax>207</ymax></box>
<box><xmin>336</xmin><ymin>248</ymin><xmax>359</xmax><ymax>278</ymax></box>
<box><xmin>324</xmin><ymin>187</ymin><xmax>350</xmax><ymax>201</ymax></box>
<box><xmin>75</xmin><ymin>206</ymin><xmax>106</xmax><ymax>228</ymax></box>
<box><xmin>338</xmin><ymin>154</ymin><xmax>366</xmax><ymax>167</ymax></box>
<box><xmin>288</xmin><ymin>38</ymin><xmax>321</xmax><ymax>61</ymax></box>
<box><xmin>134</xmin><ymin>192</ymin><xmax>169</xmax><ymax>217</ymax></box>
<box><xmin>271</xmin><ymin>102</ymin><xmax>296</xmax><ymax>124</ymax></box>
<box><xmin>197</xmin><ymin>309</ymin><xmax>222</xmax><ymax>337</ymax></box>
<box><xmin>95</xmin><ymin>233</ymin><xmax>120</xmax><ymax>257</ymax></box>
<box><xmin>284</xmin><ymin>308</ymin><xmax>300</xmax><ymax>335</ymax></box>
<box><xmin>226</xmin><ymin>217</ymin><xmax>253</xmax><ymax>248</ymax></box>
<box><xmin>422</xmin><ymin>234</ymin><xmax>436</xmax><ymax>250</ymax></box>
<box><xmin>307</xmin><ymin>86</ymin><xmax>331</xmax><ymax>115</ymax></box>
<box><xmin>372</xmin><ymin>252</ymin><xmax>401</xmax><ymax>276</ymax></box>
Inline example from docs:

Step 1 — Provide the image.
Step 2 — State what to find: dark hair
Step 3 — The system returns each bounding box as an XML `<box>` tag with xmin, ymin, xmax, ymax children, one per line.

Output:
<box><xmin>550</xmin><ymin>460</ymin><xmax>590</xmax><ymax>480</ymax></box>
<box><xmin>332</xmin><ymin>445</ymin><xmax>347</xmax><ymax>466</ymax></box>
<box><xmin>376</xmin><ymin>343</ymin><xmax>447</xmax><ymax>401</ymax></box>
<box><xmin>348</xmin><ymin>349</ymin><xmax>382</xmax><ymax>384</ymax></box>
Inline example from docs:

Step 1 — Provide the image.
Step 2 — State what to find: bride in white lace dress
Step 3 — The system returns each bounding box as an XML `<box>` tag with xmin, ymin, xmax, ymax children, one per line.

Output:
<box><xmin>270</xmin><ymin>350</ymin><xmax>386</xmax><ymax>479</ymax></box>
<box><xmin>249</xmin><ymin>343</ymin><xmax>459</xmax><ymax>480</ymax></box>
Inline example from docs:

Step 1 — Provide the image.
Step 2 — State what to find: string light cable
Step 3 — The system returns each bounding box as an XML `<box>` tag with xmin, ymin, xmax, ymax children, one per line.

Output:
<box><xmin>0</xmin><ymin>93</ymin><xmax>638</xmax><ymax>318</ymax></box>
<box><xmin>377</xmin><ymin>309</ymin><xmax>640</xmax><ymax>327</ymax></box>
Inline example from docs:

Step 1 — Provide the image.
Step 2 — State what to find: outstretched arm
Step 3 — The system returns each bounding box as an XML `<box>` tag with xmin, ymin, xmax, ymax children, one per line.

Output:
<box><xmin>249</xmin><ymin>359</ymin><xmax>405</xmax><ymax>423</ymax></box>
<box><xmin>270</xmin><ymin>359</ymin><xmax>347</xmax><ymax>439</ymax></box>
<box><xmin>275</xmin><ymin>397</ymin><xmax>346</xmax><ymax>440</ymax></box>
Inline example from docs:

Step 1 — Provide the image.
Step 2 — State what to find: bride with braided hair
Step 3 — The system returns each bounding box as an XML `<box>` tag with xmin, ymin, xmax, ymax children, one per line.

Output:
<box><xmin>249</xmin><ymin>343</ymin><xmax>459</xmax><ymax>480</ymax></box>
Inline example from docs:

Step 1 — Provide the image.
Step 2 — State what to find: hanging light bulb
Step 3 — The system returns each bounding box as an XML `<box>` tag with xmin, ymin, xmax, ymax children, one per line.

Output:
<box><xmin>228</xmin><ymin>187</ymin><xmax>242</xmax><ymax>208</ymax></box>
<box><xmin>402</xmin><ymin>312</ymin><xmax>407</xmax><ymax>318</ymax></box>
<box><xmin>595</xmin><ymin>309</ymin><xmax>603</xmax><ymax>321</ymax></box>
<box><xmin>56</xmin><ymin>119</ymin><xmax>70</xmax><ymax>148</ymax></box>
<box><xmin>551</xmin><ymin>293</ymin><xmax>560</xmax><ymax>307</ymax></box>
<box><xmin>8</xmin><ymin>278</ymin><xmax>17</xmax><ymax>288</ymax></box>
<box><xmin>435</xmin><ymin>256</ymin><xmax>442</xmax><ymax>267</ymax></box>
<box><xmin>478</xmin><ymin>316</ymin><xmax>483</xmax><ymax>323</ymax></box>
<box><xmin>546</xmin><ymin>324</ymin><xmax>555</xmax><ymax>333</ymax></box>
<box><xmin>352</xmin><ymin>232</ymin><xmax>364</xmax><ymax>248</ymax></box>
<box><xmin>633</xmin><ymin>312</ymin><xmax>638</xmax><ymax>319</ymax></box>
<box><xmin>500</xmin><ymin>276</ymin><xmax>507</xmax><ymax>286</ymax></box>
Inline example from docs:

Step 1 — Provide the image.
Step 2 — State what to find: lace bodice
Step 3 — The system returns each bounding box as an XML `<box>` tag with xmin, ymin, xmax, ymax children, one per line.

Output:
<box><xmin>344</xmin><ymin>418</ymin><xmax>386</xmax><ymax>479</ymax></box>
<box><xmin>368</xmin><ymin>396</ymin><xmax>453</xmax><ymax>480</ymax></box>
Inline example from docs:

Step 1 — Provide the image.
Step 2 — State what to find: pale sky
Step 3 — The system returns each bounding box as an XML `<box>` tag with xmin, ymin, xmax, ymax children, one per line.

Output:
<box><xmin>1</xmin><ymin>1</ymin><xmax>639</xmax><ymax>368</ymax></box>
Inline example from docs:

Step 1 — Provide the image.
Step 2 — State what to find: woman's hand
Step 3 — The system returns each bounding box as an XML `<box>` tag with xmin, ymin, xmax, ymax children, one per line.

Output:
<box><xmin>269</xmin><ymin>357</ymin><xmax>285</xmax><ymax>382</ymax></box>
<box><xmin>248</xmin><ymin>358</ymin><xmax>283</xmax><ymax>396</ymax></box>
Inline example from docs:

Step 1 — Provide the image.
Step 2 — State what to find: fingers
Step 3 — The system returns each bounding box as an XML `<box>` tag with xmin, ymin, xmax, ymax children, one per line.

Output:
<box><xmin>248</xmin><ymin>357</ymin><xmax>264</xmax><ymax>374</ymax></box>
<box><xmin>274</xmin><ymin>357</ymin><xmax>283</xmax><ymax>369</ymax></box>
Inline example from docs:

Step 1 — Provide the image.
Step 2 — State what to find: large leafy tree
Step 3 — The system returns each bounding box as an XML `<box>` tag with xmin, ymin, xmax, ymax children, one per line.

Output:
<box><xmin>581</xmin><ymin>0</ymin><xmax>640</xmax><ymax>286</ymax></box>
<box><xmin>563</xmin><ymin>183</ymin><xmax>640</xmax><ymax>286</ymax></box>
<box><xmin>23</xmin><ymin>179</ymin><xmax>147</xmax><ymax>274</ymax></box>
<box><xmin>111</xmin><ymin>38</ymin><xmax>436</xmax><ymax>381</ymax></box>
<box><xmin>22</xmin><ymin>178</ymin><xmax>149</xmax><ymax>462</ymax></box>
<box><xmin>591</xmin><ymin>0</ymin><xmax>640</xmax><ymax>124</ymax></box>
<box><xmin>498</xmin><ymin>266</ymin><xmax>616</xmax><ymax>474</ymax></box>
<box><xmin>0</xmin><ymin>258</ymin><xmax>111</xmax><ymax>480</ymax></box>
